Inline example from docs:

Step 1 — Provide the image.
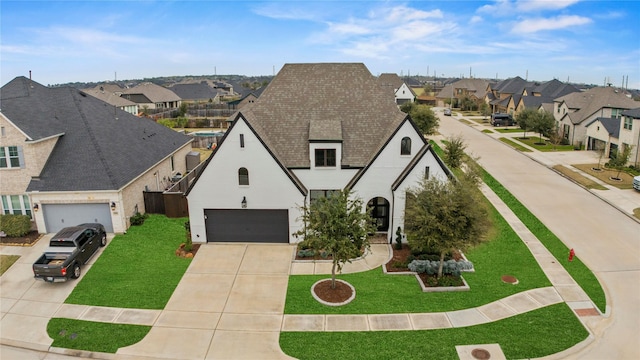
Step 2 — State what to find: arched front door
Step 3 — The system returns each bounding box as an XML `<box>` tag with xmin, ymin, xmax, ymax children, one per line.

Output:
<box><xmin>368</xmin><ymin>197</ymin><xmax>390</xmax><ymax>232</ymax></box>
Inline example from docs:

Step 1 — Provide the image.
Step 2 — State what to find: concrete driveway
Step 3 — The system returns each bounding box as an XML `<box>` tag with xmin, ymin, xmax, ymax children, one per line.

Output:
<box><xmin>437</xmin><ymin>111</ymin><xmax>640</xmax><ymax>359</ymax></box>
<box><xmin>116</xmin><ymin>243</ymin><xmax>296</xmax><ymax>360</ymax></box>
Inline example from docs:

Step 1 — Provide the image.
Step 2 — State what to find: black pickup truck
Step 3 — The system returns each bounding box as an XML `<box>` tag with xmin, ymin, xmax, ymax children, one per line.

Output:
<box><xmin>32</xmin><ymin>223</ymin><xmax>106</xmax><ymax>282</ymax></box>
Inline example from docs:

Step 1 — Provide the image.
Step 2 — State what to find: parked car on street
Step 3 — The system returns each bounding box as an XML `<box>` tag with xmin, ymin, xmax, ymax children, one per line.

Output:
<box><xmin>491</xmin><ymin>113</ymin><xmax>515</xmax><ymax>126</ymax></box>
<box><xmin>444</xmin><ymin>108</ymin><xmax>452</xmax><ymax>116</ymax></box>
<box><xmin>32</xmin><ymin>223</ymin><xmax>106</xmax><ymax>282</ymax></box>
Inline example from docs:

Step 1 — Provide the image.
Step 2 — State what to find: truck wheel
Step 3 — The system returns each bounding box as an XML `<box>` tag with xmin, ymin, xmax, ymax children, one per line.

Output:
<box><xmin>100</xmin><ymin>234</ymin><xmax>107</xmax><ymax>247</ymax></box>
<box><xmin>71</xmin><ymin>264</ymin><xmax>81</xmax><ymax>279</ymax></box>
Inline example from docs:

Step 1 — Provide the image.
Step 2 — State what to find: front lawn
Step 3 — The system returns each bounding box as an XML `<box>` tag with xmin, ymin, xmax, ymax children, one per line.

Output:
<box><xmin>499</xmin><ymin>137</ymin><xmax>533</xmax><ymax>152</ymax></box>
<box><xmin>47</xmin><ymin>318</ymin><xmax>150</xmax><ymax>353</ymax></box>
<box><xmin>285</xmin><ymin>196</ymin><xmax>551</xmax><ymax>314</ymax></box>
<box><xmin>572</xmin><ymin>163</ymin><xmax>635</xmax><ymax>189</ymax></box>
<box><xmin>513</xmin><ymin>137</ymin><xmax>575</xmax><ymax>152</ymax></box>
<box><xmin>281</xmin><ymin>303</ymin><xmax>587</xmax><ymax>360</ymax></box>
<box><xmin>64</xmin><ymin>215</ymin><xmax>191</xmax><ymax>309</ymax></box>
<box><xmin>553</xmin><ymin>165</ymin><xmax>608</xmax><ymax>190</ymax></box>
<box><xmin>0</xmin><ymin>254</ymin><xmax>20</xmax><ymax>275</ymax></box>
<box><xmin>494</xmin><ymin>128</ymin><xmax>523</xmax><ymax>133</ymax></box>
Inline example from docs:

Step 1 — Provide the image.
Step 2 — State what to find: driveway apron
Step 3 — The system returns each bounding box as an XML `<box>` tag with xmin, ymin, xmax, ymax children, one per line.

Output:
<box><xmin>116</xmin><ymin>243</ymin><xmax>296</xmax><ymax>360</ymax></box>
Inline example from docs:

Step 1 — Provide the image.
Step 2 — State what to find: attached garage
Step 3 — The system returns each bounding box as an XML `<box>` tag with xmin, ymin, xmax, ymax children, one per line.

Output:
<box><xmin>43</xmin><ymin>203</ymin><xmax>114</xmax><ymax>233</ymax></box>
<box><xmin>204</xmin><ymin>209</ymin><xmax>289</xmax><ymax>243</ymax></box>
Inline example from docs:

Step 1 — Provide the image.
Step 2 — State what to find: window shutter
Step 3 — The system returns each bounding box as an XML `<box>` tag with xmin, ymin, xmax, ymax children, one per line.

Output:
<box><xmin>17</xmin><ymin>146</ymin><xmax>25</xmax><ymax>168</ymax></box>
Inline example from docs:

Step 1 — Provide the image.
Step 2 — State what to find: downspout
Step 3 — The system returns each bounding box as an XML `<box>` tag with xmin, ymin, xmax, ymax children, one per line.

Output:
<box><xmin>389</xmin><ymin>189</ymin><xmax>395</xmax><ymax>244</ymax></box>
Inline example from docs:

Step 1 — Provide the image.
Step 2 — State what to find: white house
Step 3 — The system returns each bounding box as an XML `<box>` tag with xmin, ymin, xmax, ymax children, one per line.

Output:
<box><xmin>186</xmin><ymin>63</ymin><xmax>451</xmax><ymax>244</ymax></box>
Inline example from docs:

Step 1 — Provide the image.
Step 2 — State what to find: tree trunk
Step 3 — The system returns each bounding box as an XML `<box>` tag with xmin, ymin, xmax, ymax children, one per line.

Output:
<box><xmin>438</xmin><ymin>251</ymin><xmax>445</xmax><ymax>279</ymax></box>
<box><xmin>331</xmin><ymin>261</ymin><xmax>337</xmax><ymax>289</ymax></box>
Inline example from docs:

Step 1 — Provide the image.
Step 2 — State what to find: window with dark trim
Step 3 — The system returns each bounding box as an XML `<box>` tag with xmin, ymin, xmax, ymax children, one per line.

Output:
<box><xmin>238</xmin><ymin>167</ymin><xmax>249</xmax><ymax>185</ymax></box>
<box><xmin>240</xmin><ymin>134</ymin><xmax>245</xmax><ymax>148</ymax></box>
<box><xmin>401</xmin><ymin>137</ymin><xmax>411</xmax><ymax>155</ymax></box>
<box><xmin>310</xmin><ymin>190</ymin><xmax>340</xmax><ymax>204</ymax></box>
<box><xmin>314</xmin><ymin>149</ymin><xmax>336</xmax><ymax>167</ymax></box>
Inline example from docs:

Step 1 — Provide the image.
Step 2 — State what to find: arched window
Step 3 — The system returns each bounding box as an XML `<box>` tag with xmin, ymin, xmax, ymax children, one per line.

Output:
<box><xmin>238</xmin><ymin>167</ymin><xmax>249</xmax><ymax>185</ymax></box>
<box><xmin>401</xmin><ymin>137</ymin><xmax>411</xmax><ymax>155</ymax></box>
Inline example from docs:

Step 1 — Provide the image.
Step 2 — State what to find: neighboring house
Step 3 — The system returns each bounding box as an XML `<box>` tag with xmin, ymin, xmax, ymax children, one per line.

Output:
<box><xmin>586</xmin><ymin>107</ymin><xmax>640</xmax><ymax>166</ymax></box>
<box><xmin>0</xmin><ymin>77</ymin><xmax>193</xmax><ymax>233</ymax></box>
<box><xmin>436</xmin><ymin>78</ymin><xmax>491</xmax><ymax>108</ymax></box>
<box><xmin>83</xmin><ymin>84</ymin><xmax>139</xmax><ymax>115</ymax></box>
<box><xmin>228</xmin><ymin>87</ymin><xmax>265</xmax><ymax>110</ymax></box>
<box><xmin>121</xmin><ymin>82</ymin><xmax>181</xmax><ymax>110</ymax></box>
<box><xmin>186</xmin><ymin>63</ymin><xmax>451</xmax><ymax>244</ymax></box>
<box><xmin>485</xmin><ymin>76</ymin><xmax>532</xmax><ymax>114</ymax></box>
<box><xmin>378</xmin><ymin>73</ymin><xmax>416</xmax><ymax>105</ymax></box>
<box><xmin>513</xmin><ymin>79</ymin><xmax>580</xmax><ymax>115</ymax></box>
<box><xmin>168</xmin><ymin>83</ymin><xmax>222</xmax><ymax>104</ymax></box>
<box><xmin>554</xmin><ymin>87</ymin><xmax>638</xmax><ymax>148</ymax></box>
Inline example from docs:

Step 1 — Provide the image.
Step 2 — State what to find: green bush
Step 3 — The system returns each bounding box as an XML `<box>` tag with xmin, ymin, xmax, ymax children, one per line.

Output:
<box><xmin>394</xmin><ymin>227</ymin><xmax>403</xmax><ymax>250</ymax></box>
<box><xmin>129</xmin><ymin>212</ymin><xmax>149</xmax><ymax>226</ymax></box>
<box><xmin>0</xmin><ymin>214</ymin><xmax>31</xmax><ymax>237</ymax></box>
<box><xmin>408</xmin><ymin>259</ymin><xmax>474</xmax><ymax>276</ymax></box>
<box><xmin>297</xmin><ymin>249</ymin><xmax>316</xmax><ymax>258</ymax></box>
<box><xmin>157</xmin><ymin>118</ymin><xmax>176</xmax><ymax>128</ymax></box>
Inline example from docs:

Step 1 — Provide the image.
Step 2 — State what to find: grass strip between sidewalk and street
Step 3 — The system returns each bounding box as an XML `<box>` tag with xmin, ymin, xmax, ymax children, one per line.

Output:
<box><xmin>499</xmin><ymin>137</ymin><xmax>533</xmax><ymax>152</ymax></box>
<box><xmin>281</xmin><ymin>303</ymin><xmax>587</xmax><ymax>360</ymax></box>
<box><xmin>47</xmin><ymin>318</ymin><xmax>150</xmax><ymax>353</ymax></box>
<box><xmin>64</xmin><ymin>214</ymin><xmax>191</xmax><ymax>309</ymax></box>
<box><xmin>482</xmin><ymin>170</ymin><xmax>607</xmax><ymax>313</ymax></box>
<box><xmin>0</xmin><ymin>254</ymin><xmax>20</xmax><ymax>275</ymax></box>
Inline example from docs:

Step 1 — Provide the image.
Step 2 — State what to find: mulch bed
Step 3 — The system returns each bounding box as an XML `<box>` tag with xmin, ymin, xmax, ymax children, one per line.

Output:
<box><xmin>313</xmin><ymin>279</ymin><xmax>353</xmax><ymax>303</ymax></box>
<box><xmin>0</xmin><ymin>231</ymin><xmax>42</xmax><ymax>246</ymax></box>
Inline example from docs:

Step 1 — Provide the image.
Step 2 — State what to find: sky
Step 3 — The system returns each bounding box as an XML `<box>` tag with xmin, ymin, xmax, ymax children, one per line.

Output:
<box><xmin>1</xmin><ymin>0</ymin><xmax>639</xmax><ymax>88</ymax></box>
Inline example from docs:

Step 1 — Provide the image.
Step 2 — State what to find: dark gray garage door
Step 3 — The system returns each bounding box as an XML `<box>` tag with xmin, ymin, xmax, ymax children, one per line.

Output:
<box><xmin>43</xmin><ymin>203</ymin><xmax>114</xmax><ymax>233</ymax></box>
<box><xmin>204</xmin><ymin>209</ymin><xmax>289</xmax><ymax>243</ymax></box>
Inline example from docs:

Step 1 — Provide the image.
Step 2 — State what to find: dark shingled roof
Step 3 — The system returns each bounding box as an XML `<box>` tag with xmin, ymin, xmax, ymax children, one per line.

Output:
<box><xmin>587</xmin><ymin>117</ymin><xmax>621</xmax><ymax>138</ymax></box>
<box><xmin>1</xmin><ymin>77</ymin><xmax>192</xmax><ymax>192</ymax></box>
<box><xmin>168</xmin><ymin>83</ymin><xmax>222</xmax><ymax>101</ymax></box>
<box><xmin>622</xmin><ymin>107</ymin><xmax>640</xmax><ymax>118</ymax></box>
<box><xmin>239</xmin><ymin>63</ymin><xmax>407</xmax><ymax>168</ymax></box>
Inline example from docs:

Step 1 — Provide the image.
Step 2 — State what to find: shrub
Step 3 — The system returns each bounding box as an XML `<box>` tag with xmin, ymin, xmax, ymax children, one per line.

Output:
<box><xmin>408</xmin><ymin>259</ymin><xmax>474</xmax><ymax>276</ymax></box>
<box><xmin>394</xmin><ymin>227</ymin><xmax>403</xmax><ymax>250</ymax></box>
<box><xmin>0</xmin><ymin>214</ymin><xmax>31</xmax><ymax>237</ymax></box>
<box><xmin>195</xmin><ymin>119</ymin><xmax>209</xmax><ymax>128</ymax></box>
<box><xmin>129</xmin><ymin>212</ymin><xmax>149</xmax><ymax>226</ymax></box>
<box><xmin>157</xmin><ymin>118</ymin><xmax>177</xmax><ymax>128</ymax></box>
<box><xmin>183</xmin><ymin>221</ymin><xmax>192</xmax><ymax>252</ymax></box>
<box><xmin>297</xmin><ymin>249</ymin><xmax>316</xmax><ymax>258</ymax></box>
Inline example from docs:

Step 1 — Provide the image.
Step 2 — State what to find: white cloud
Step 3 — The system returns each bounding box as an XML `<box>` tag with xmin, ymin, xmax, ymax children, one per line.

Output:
<box><xmin>516</xmin><ymin>0</ymin><xmax>581</xmax><ymax>12</ymax></box>
<box><xmin>511</xmin><ymin>15</ymin><xmax>592</xmax><ymax>33</ymax></box>
<box><xmin>470</xmin><ymin>15</ymin><xmax>483</xmax><ymax>24</ymax></box>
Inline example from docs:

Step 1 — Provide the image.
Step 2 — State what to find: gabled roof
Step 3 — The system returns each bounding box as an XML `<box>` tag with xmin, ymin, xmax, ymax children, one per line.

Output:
<box><xmin>622</xmin><ymin>107</ymin><xmax>640</xmax><ymax>118</ymax></box>
<box><xmin>586</xmin><ymin>117</ymin><xmax>621</xmax><ymax>138</ymax></box>
<box><xmin>493</xmin><ymin>76</ymin><xmax>532</xmax><ymax>95</ymax></box>
<box><xmin>239</xmin><ymin>63</ymin><xmax>406</xmax><ymax>168</ymax></box>
<box><xmin>168</xmin><ymin>83</ymin><xmax>222</xmax><ymax>101</ymax></box>
<box><xmin>391</xmin><ymin>143</ymin><xmax>452</xmax><ymax>191</ymax></box>
<box><xmin>82</xmin><ymin>85</ymin><xmax>137</xmax><ymax>108</ymax></box>
<box><xmin>0</xmin><ymin>77</ymin><xmax>192</xmax><ymax>192</ymax></box>
<box><xmin>556</xmin><ymin>87</ymin><xmax>639</xmax><ymax>124</ymax></box>
<box><xmin>531</xmin><ymin>79</ymin><xmax>580</xmax><ymax>98</ymax></box>
<box><xmin>121</xmin><ymin>82</ymin><xmax>181</xmax><ymax>103</ymax></box>
<box><xmin>378</xmin><ymin>73</ymin><xmax>404</xmax><ymax>91</ymax></box>
<box><xmin>521</xmin><ymin>95</ymin><xmax>553</xmax><ymax>109</ymax></box>
<box><xmin>436</xmin><ymin>78</ymin><xmax>491</xmax><ymax>98</ymax></box>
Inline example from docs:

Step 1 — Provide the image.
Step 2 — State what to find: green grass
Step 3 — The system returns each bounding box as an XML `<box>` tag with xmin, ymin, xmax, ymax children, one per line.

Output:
<box><xmin>483</xmin><ymin>171</ymin><xmax>606</xmax><ymax>312</ymax></box>
<box><xmin>0</xmin><ymin>254</ymin><xmax>20</xmax><ymax>275</ymax></box>
<box><xmin>280</xmin><ymin>303</ymin><xmax>588</xmax><ymax>360</ymax></box>
<box><xmin>64</xmin><ymin>215</ymin><xmax>191</xmax><ymax>309</ymax></box>
<box><xmin>499</xmin><ymin>137</ymin><xmax>533</xmax><ymax>152</ymax></box>
<box><xmin>494</xmin><ymin>128</ymin><xmax>523</xmax><ymax>133</ymax></box>
<box><xmin>513</xmin><ymin>136</ymin><xmax>575</xmax><ymax>152</ymax></box>
<box><xmin>47</xmin><ymin>318</ymin><xmax>150</xmax><ymax>353</ymax></box>
<box><xmin>285</xmin><ymin>198</ymin><xmax>551</xmax><ymax>314</ymax></box>
<box><xmin>481</xmin><ymin>129</ymin><xmax>493</xmax><ymax>133</ymax></box>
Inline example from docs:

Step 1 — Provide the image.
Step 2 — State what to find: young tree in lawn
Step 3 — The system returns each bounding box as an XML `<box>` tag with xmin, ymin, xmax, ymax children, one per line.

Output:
<box><xmin>547</xmin><ymin>123</ymin><xmax>564</xmax><ymax>151</ymax></box>
<box><xmin>516</xmin><ymin>108</ymin><xmax>537</xmax><ymax>139</ymax></box>
<box><xmin>294</xmin><ymin>190</ymin><xmax>375</xmax><ymax>289</ymax></box>
<box><xmin>594</xmin><ymin>141</ymin><xmax>607</xmax><ymax>170</ymax></box>
<box><xmin>404</xmin><ymin>169</ymin><xmax>491</xmax><ymax>279</ymax></box>
<box><xmin>530</xmin><ymin>111</ymin><xmax>555</xmax><ymax>145</ymax></box>
<box><xmin>444</xmin><ymin>134</ymin><xmax>467</xmax><ymax>169</ymax></box>
<box><xmin>607</xmin><ymin>145</ymin><xmax>632</xmax><ymax>180</ymax></box>
<box><xmin>480</xmin><ymin>103</ymin><xmax>491</xmax><ymax>121</ymax></box>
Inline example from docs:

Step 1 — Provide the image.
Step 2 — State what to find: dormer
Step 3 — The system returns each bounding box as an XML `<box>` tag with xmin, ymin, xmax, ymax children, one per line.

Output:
<box><xmin>308</xmin><ymin>118</ymin><xmax>342</xmax><ymax>170</ymax></box>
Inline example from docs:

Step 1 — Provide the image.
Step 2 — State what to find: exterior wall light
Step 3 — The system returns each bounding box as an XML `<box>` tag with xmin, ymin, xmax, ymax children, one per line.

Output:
<box><xmin>110</xmin><ymin>201</ymin><xmax>116</xmax><ymax>210</ymax></box>
<box><xmin>33</xmin><ymin>203</ymin><xmax>39</xmax><ymax>211</ymax></box>
<box><xmin>241</xmin><ymin>196</ymin><xmax>247</xmax><ymax>209</ymax></box>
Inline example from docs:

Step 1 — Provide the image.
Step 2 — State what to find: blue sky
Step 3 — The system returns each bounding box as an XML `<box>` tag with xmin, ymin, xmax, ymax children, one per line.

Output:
<box><xmin>2</xmin><ymin>0</ymin><xmax>639</xmax><ymax>88</ymax></box>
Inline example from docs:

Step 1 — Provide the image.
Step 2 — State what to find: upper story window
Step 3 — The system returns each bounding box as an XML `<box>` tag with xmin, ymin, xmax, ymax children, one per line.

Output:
<box><xmin>624</xmin><ymin>116</ymin><xmax>633</xmax><ymax>130</ymax></box>
<box><xmin>611</xmin><ymin>108</ymin><xmax>623</xmax><ymax>119</ymax></box>
<box><xmin>309</xmin><ymin>189</ymin><xmax>340</xmax><ymax>204</ymax></box>
<box><xmin>240</xmin><ymin>134</ymin><xmax>245</xmax><ymax>148</ymax></box>
<box><xmin>314</xmin><ymin>149</ymin><xmax>336</xmax><ymax>167</ymax></box>
<box><xmin>401</xmin><ymin>137</ymin><xmax>411</xmax><ymax>155</ymax></box>
<box><xmin>0</xmin><ymin>146</ymin><xmax>23</xmax><ymax>169</ymax></box>
<box><xmin>238</xmin><ymin>167</ymin><xmax>249</xmax><ymax>185</ymax></box>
